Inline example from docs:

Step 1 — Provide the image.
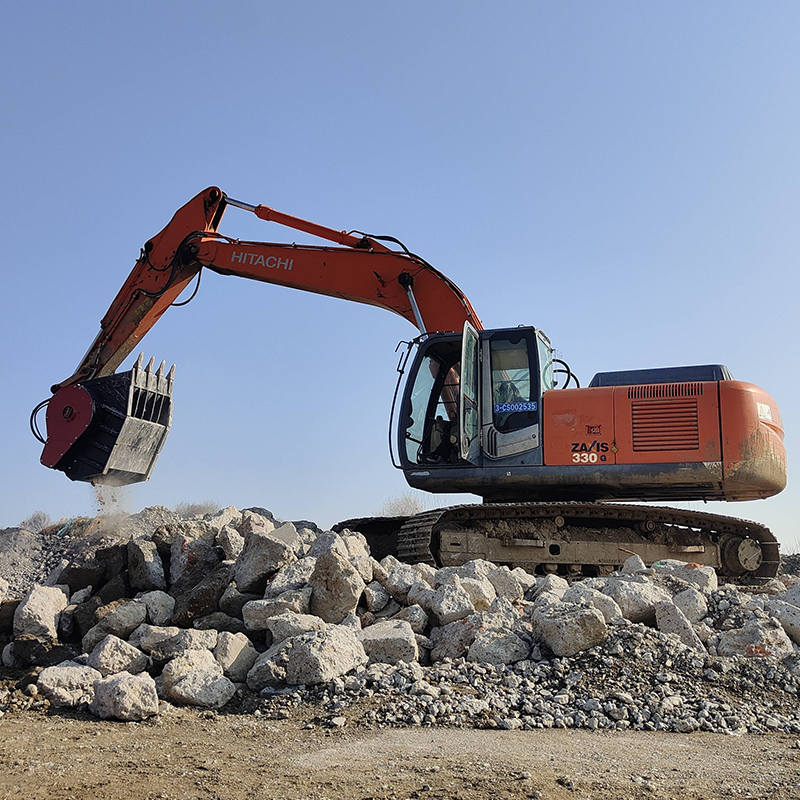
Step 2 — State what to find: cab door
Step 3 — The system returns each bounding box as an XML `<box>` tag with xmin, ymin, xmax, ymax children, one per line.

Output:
<box><xmin>459</xmin><ymin>322</ymin><xmax>481</xmax><ymax>464</ymax></box>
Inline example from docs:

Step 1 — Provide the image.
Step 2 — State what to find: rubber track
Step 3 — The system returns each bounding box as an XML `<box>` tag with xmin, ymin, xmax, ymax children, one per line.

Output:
<box><xmin>395</xmin><ymin>502</ymin><xmax>780</xmax><ymax>578</ymax></box>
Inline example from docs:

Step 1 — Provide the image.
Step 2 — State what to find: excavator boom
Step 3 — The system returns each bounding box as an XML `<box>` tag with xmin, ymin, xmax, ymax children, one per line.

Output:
<box><xmin>39</xmin><ymin>187</ymin><xmax>480</xmax><ymax>484</ymax></box>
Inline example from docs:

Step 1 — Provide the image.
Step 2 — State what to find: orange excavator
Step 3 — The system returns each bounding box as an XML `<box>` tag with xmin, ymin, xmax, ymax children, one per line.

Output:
<box><xmin>34</xmin><ymin>187</ymin><xmax>787</xmax><ymax>579</ymax></box>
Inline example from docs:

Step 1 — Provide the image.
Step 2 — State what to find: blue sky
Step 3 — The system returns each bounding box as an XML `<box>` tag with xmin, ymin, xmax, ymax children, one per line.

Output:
<box><xmin>1</xmin><ymin>2</ymin><xmax>797</xmax><ymax>546</ymax></box>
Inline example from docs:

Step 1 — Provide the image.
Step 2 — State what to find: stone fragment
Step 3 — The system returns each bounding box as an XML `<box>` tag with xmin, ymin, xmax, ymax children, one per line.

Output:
<box><xmin>162</xmin><ymin>648</ymin><xmax>222</xmax><ymax>696</ymax></box>
<box><xmin>13</xmin><ymin>584</ymin><xmax>67</xmax><ymax>640</ymax></box>
<box><xmin>435</xmin><ymin>559</ymin><xmax>495</xmax><ymax>586</ymax></box>
<box><xmin>392</xmin><ymin>604</ymin><xmax>429</xmax><ymax>634</ymax></box>
<box><xmin>59</xmin><ymin>557</ymin><xmax>105</xmax><ymax>594</ymax></box>
<box><xmin>603</xmin><ymin>578</ymin><xmax>671</xmax><ymax>624</ymax></box>
<box><xmin>650</xmin><ymin>560</ymin><xmax>718</xmax><ymax>593</ymax></box>
<box><xmin>718</xmin><ymin>617</ymin><xmax>793</xmax><ymax>658</ymax></box>
<box><xmin>309</xmin><ymin>550</ymin><xmax>366</xmax><ymax>624</ymax></box>
<box><xmin>246</xmin><ymin>639</ymin><xmax>293</xmax><ymax>692</ymax></box>
<box><xmin>82</xmin><ymin>600</ymin><xmax>147</xmax><ymax>653</ymax></box>
<box><xmin>364</xmin><ymin>581</ymin><xmax>390</xmax><ymax>613</ymax></box>
<box><xmin>534</xmin><ymin>603</ymin><xmax>608</xmax><ymax>657</ymax></box>
<box><xmin>766</xmin><ymin>599</ymin><xmax>800</xmax><ymax>645</ymax></box>
<box><xmin>238</xmin><ymin>510</ymin><xmax>275</xmax><ymax>538</ymax></box>
<box><xmin>214</xmin><ymin>632</ymin><xmax>258</xmax><ymax>682</ymax></box>
<box><xmin>242</xmin><ymin>588</ymin><xmax>313</xmax><ymax>630</ymax></box>
<box><xmin>264</xmin><ymin>611</ymin><xmax>327</xmax><ymax>644</ymax></box>
<box><xmin>339</xmin><ymin>531</ymin><xmax>373</xmax><ymax>583</ymax></box>
<box><xmin>467</xmin><ymin>629</ymin><xmax>529</xmax><ymax>665</ymax></box>
<box><xmin>284</xmin><ymin>626</ymin><xmax>367</xmax><ymax>685</ymax></box>
<box><xmin>219</xmin><ymin>584</ymin><xmax>260</xmax><ymax>619</ymax></box>
<box><xmin>487</xmin><ymin>567</ymin><xmax>524</xmax><ymax>602</ymax></box>
<box><xmin>358</xmin><ymin>620</ymin><xmax>418</xmax><ymax>664</ymax></box>
<box><xmin>673</xmin><ymin>587</ymin><xmax>708</xmax><ymax>623</ymax></box>
<box><xmin>378</xmin><ymin>557</ymin><xmax>421</xmax><ymax>603</ymax></box>
<box><xmin>654</xmin><ymin>602</ymin><xmax>705</xmax><ymax>652</ymax></box>
<box><xmin>171</xmin><ymin>564</ymin><xmax>231</xmax><ymax>626</ymax></box>
<box><xmin>562</xmin><ymin>583</ymin><xmax>622</xmax><ymax>623</ymax></box>
<box><xmin>510</xmin><ymin>567</ymin><xmax>537</xmax><ymax>593</ymax></box>
<box><xmin>784</xmin><ymin>583</ymin><xmax>800</xmax><ymax>609</ymax></box>
<box><xmin>430</xmin><ymin>576</ymin><xmax>475</xmax><ymax>625</ymax></box>
<box><xmin>149</xmin><ymin>629</ymin><xmax>218</xmax><ymax>662</ymax></box>
<box><xmin>0</xmin><ymin>576</ymin><xmax>9</xmax><ymax>602</ymax></box>
<box><xmin>193</xmin><ymin>612</ymin><xmax>248</xmax><ymax>635</ymax></box>
<box><xmin>307</xmin><ymin>531</ymin><xmax>349</xmax><ymax>559</ymax></box>
<box><xmin>407</xmin><ymin>581</ymin><xmax>436</xmax><ymax>613</ymax></box>
<box><xmin>136</xmin><ymin>590</ymin><xmax>175</xmax><ymax>626</ymax></box>
<box><xmin>170</xmin><ymin>670</ymin><xmax>236</xmax><ymax>709</ymax></box>
<box><xmin>90</xmin><ymin>672</ymin><xmax>159</xmax><ymax>721</ymax></box>
<box><xmin>217</xmin><ymin>525</ymin><xmax>245</xmax><ymax>561</ymax></box>
<box><xmin>88</xmin><ymin>635</ymin><xmax>149</xmax><ymax>676</ymax></box>
<box><xmin>206</xmin><ymin>506</ymin><xmax>243</xmax><ymax>535</ymax></box>
<box><xmin>533</xmin><ymin>574</ymin><xmax>569</xmax><ymax>600</ymax></box>
<box><xmin>127</xmin><ymin>539</ymin><xmax>167</xmax><ymax>591</ymax></box>
<box><xmin>621</xmin><ymin>554</ymin><xmax>647</xmax><ymax>574</ymax></box>
<box><xmin>263</xmin><ymin>557</ymin><xmax>316</xmax><ymax>598</ymax></box>
<box><xmin>7</xmin><ymin>635</ymin><xmax>76</xmax><ymax>668</ymax></box>
<box><xmin>429</xmin><ymin>616</ymin><xmax>482</xmax><ymax>662</ymax></box>
<box><xmin>233</xmin><ymin>527</ymin><xmax>298</xmax><ymax>593</ymax></box>
<box><xmin>129</xmin><ymin>624</ymin><xmax>181</xmax><ymax>654</ymax></box>
<box><xmin>37</xmin><ymin>660</ymin><xmax>102</xmax><ymax>707</ymax></box>
<box><xmin>459</xmin><ymin>577</ymin><xmax>497</xmax><ymax>611</ymax></box>
<box><xmin>412</xmin><ymin>563</ymin><xmax>437</xmax><ymax>586</ymax></box>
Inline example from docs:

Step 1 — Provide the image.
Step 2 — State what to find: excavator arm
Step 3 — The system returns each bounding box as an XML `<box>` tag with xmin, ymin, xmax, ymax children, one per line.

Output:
<box><xmin>38</xmin><ymin>186</ymin><xmax>481</xmax><ymax>485</ymax></box>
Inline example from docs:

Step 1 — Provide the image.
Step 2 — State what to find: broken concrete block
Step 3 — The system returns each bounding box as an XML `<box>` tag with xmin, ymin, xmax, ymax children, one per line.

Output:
<box><xmin>309</xmin><ymin>550</ymin><xmax>365</xmax><ymax>624</ymax></box>
<box><xmin>82</xmin><ymin>600</ymin><xmax>147</xmax><ymax>653</ymax></box>
<box><xmin>562</xmin><ymin>583</ymin><xmax>622</xmax><ymax>623</ymax></box>
<box><xmin>127</xmin><ymin>539</ymin><xmax>166</xmax><ymax>592</ymax></box>
<box><xmin>650</xmin><ymin>559</ymin><xmax>718</xmax><ymax>594</ymax></box>
<box><xmin>718</xmin><ymin>617</ymin><xmax>793</xmax><ymax>658</ymax></box>
<box><xmin>654</xmin><ymin>601</ymin><xmax>705</xmax><ymax>652</ymax></box>
<box><xmin>534</xmin><ymin>602</ymin><xmax>608</xmax><ymax>657</ymax></box>
<box><xmin>233</xmin><ymin>527</ymin><xmax>298</xmax><ymax>593</ymax></box>
<box><xmin>136</xmin><ymin>590</ymin><xmax>175</xmax><ymax>626</ymax></box>
<box><xmin>13</xmin><ymin>584</ymin><xmax>67</xmax><ymax>641</ymax></box>
<box><xmin>602</xmin><ymin>578</ymin><xmax>671</xmax><ymax>624</ymax></box>
<box><xmin>358</xmin><ymin>619</ymin><xmax>418</xmax><ymax>664</ymax></box>
<box><xmin>88</xmin><ymin>635</ymin><xmax>149</xmax><ymax>676</ymax></box>
<box><xmin>467</xmin><ymin>629</ymin><xmax>529</xmax><ymax>665</ymax></box>
<box><xmin>673</xmin><ymin>587</ymin><xmax>708</xmax><ymax>623</ymax></box>
<box><xmin>430</xmin><ymin>576</ymin><xmax>475</xmax><ymax>625</ymax></box>
<box><xmin>214</xmin><ymin>631</ymin><xmax>258</xmax><ymax>683</ymax></box>
<box><xmin>264</xmin><ymin>611</ymin><xmax>327</xmax><ymax>645</ymax></box>
<box><xmin>284</xmin><ymin>626</ymin><xmax>367</xmax><ymax>685</ymax></box>
<box><xmin>90</xmin><ymin>672</ymin><xmax>159</xmax><ymax>721</ymax></box>
<box><xmin>37</xmin><ymin>661</ymin><xmax>102</xmax><ymax>708</ymax></box>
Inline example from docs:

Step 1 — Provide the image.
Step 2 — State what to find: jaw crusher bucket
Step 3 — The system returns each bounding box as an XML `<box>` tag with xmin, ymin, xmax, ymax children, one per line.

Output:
<box><xmin>40</xmin><ymin>355</ymin><xmax>174</xmax><ymax>486</ymax></box>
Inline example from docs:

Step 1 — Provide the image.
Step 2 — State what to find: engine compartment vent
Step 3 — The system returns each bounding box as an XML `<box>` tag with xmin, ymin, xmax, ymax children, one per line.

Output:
<box><xmin>628</xmin><ymin>382</ymin><xmax>704</xmax><ymax>400</ymax></box>
<box><xmin>632</xmin><ymin>398</ymin><xmax>700</xmax><ymax>451</ymax></box>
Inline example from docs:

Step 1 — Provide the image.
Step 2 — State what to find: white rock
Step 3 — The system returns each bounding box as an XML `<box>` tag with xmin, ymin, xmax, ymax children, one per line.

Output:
<box><xmin>82</xmin><ymin>600</ymin><xmax>147</xmax><ymax>652</ymax></box>
<box><xmin>38</xmin><ymin>661</ymin><xmax>102</xmax><ymax>707</ymax></box>
<box><xmin>654</xmin><ymin>602</ymin><xmax>705</xmax><ymax>653</ymax></box>
<box><xmin>340</xmin><ymin>531</ymin><xmax>373</xmax><ymax>583</ymax></box>
<box><xmin>309</xmin><ymin>550</ymin><xmax>366</xmax><ymax>624</ymax></box>
<box><xmin>238</xmin><ymin>510</ymin><xmax>275</xmax><ymax>537</ymax></box>
<box><xmin>170</xmin><ymin>670</ymin><xmax>236</xmax><ymax>709</ymax></box>
<box><xmin>467</xmin><ymin>629</ymin><xmax>529</xmax><ymax>665</ymax></box>
<box><xmin>162</xmin><ymin>649</ymin><xmax>222</xmax><ymax>697</ymax></box>
<box><xmin>766</xmin><ymin>599</ymin><xmax>800</xmax><ymax>645</ymax></box>
<box><xmin>510</xmin><ymin>567</ymin><xmax>537</xmax><ymax>593</ymax></box>
<box><xmin>429</xmin><ymin>616</ymin><xmax>482</xmax><ymax>662</ymax></box>
<box><xmin>673</xmin><ymin>587</ymin><xmax>708</xmax><ymax>623</ymax></box>
<box><xmin>364</xmin><ymin>581</ymin><xmax>390</xmax><ymax>612</ymax></box>
<box><xmin>358</xmin><ymin>620</ymin><xmax>418</xmax><ymax>664</ymax></box>
<box><xmin>487</xmin><ymin>567</ymin><xmax>524</xmax><ymax>602</ymax></box>
<box><xmin>127</xmin><ymin>539</ymin><xmax>167</xmax><ymax>591</ymax></box>
<box><xmin>128</xmin><ymin>624</ymin><xmax>181</xmax><ymax>654</ymax></box>
<box><xmin>233</xmin><ymin>525</ymin><xmax>299</xmax><ymax>593</ymax></box>
<box><xmin>217</xmin><ymin>525</ymin><xmax>245</xmax><ymax>561</ymax></box>
<box><xmin>136</xmin><ymin>590</ymin><xmax>175</xmax><ymax>626</ymax></box>
<box><xmin>214</xmin><ymin>631</ymin><xmax>258</xmax><ymax>682</ymax></box>
<box><xmin>534</xmin><ymin>603</ymin><xmax>608</xmax><ymax>657</ymax></box>
<box><xmin>650</xmin><ymin>560</ymin><xmax>718</xmax><ymax>594</ymax></box>
<box><xmin>435</xmin><ymin>559</ymin><xmax>495</xmax><ymax>586</ymax></box>
<box><xmin>378</xmin><ymin>558</ymin><xmax>421</xmax><ymax>603</ymax></box>
<box><xmin>717</xmin><ymin>617</ymin><xmax>793</xmax><ymax>658</ymax></box>
<box><xmin>430</xmin><ymin>576</ymin><xmax>475</xmax><ymax>625</ymax></box>
<box><xmin>150</xmin><ymin>629</ymin><xmax>218</xmax><ymax>661</ymax></box>
<box><xmin>13</xmin><ymin>584</ymin><xmax>67</xmax><ymax>640</ymax></box>
<box><xmin>603</xmin><ymin>578</ymin><xmax>671</xmax><ymax>624</ymax></box>
<box><xmin>264</xmin><ymin>611</ymin><xmax>327</xmax><ymax>644</ymax></box>
<box><xmin>263</xmin><ymin>557</ymin><xmax>317</xmax><ymax>598</ymax></box>
<box><xmin>284</xmin><ymin>626</ymin><xmax>367</xmax><ymax>685</ymax></box>
<box><xmin>392</xmin><ymin>604</ymin><xmax>429</xmax><ymax>634</ymax></box>
<box><xmin>407</xmin><ymin>581</ymin><xmax>437</xmax><ymax>613</ymax></box>
<box><xmin>90</xmin><ymin>672</ymin><xmax>159</xmax><ymax>721</ymax></box>
<box><xmin>246</xmin><ymin>639</ymin><xmax>294</xmax><ymax>691</ymax></box>
<box><xmin>784</xmin><ymin>583</ymin><xmax>800</xmax><ymax>608</ymax></box>
<box><xmin>459</xmin><ymin>577</ymin><xmax>497</xmax><ymax>611</ymax></box>
<box><xmin>411</xmin><ymin>563</ymin><xmax>437</xmax><ymax>586</ymax></box>
<box><xmin>88</xmin><ymin>635</ymin><xmax>149</xmax><ymax>676</ymax></box>
<box><xmin>621</xmin><ymin>554</ymin><xmax>647</xmax><ymax>574</ymax></box>
<box><xmin>243</xmin><ymin>588</ymin><xmax>314</xmax><ymax>630</ymax></box>
<box><xmin>533</xmin><ymin>574</ymin><xmax>569</xmax><ymax>600</ymax></box>
<box><xmin>562</xmin><ymin>583</ymin><xmax>622</xmax><ymax>622</ymax></box>
<box><xmin>307</xmin><ymin>531</ymin><xmax>349</xmax><ymax>559</ymax></box>
<box><xmin>206</xmin><ymin>505</ymin><xmax>243</xmax><ymax>534</ymax></box>
<box><xmin>0</xmin><ymin>576</ymin><xmax>9</xmax><ymax>602</ymax></box>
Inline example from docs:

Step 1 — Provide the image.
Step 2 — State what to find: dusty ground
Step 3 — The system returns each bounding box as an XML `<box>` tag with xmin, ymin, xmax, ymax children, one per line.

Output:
<box><xmin>1</xmin><ymin>703</ymin><xmax>799</xmax><ymax>800</ymax></box>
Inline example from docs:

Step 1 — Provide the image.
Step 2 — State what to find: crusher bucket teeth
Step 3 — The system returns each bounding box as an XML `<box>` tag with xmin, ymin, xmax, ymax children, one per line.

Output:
<box><xmin>40</xmin><ymin>353</ymin><xmax>175</xmax><ymax>486</ymax></box>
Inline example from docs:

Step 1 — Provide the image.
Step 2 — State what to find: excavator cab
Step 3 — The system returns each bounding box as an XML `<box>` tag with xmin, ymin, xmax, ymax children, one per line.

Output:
<box><xmin>39</xmin><ymin>355</ymin><xmax>174</xmax><ymax>486</ymax></box>
<box><xmin>398</xmin><ymin>325</ymin><xmax>550</xmax><ymax>483</ymax></box>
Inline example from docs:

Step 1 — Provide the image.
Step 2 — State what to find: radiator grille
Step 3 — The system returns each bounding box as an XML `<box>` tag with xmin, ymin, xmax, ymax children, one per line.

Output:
<box><xmin>628</xmin><ymin>382</ymin><xmax>704</xmax><ymax>399</ymax></box>
<box><xmin>632</xmin><ymin>399</ymin><xmax>700</xmax><ymax>451</ymax></box>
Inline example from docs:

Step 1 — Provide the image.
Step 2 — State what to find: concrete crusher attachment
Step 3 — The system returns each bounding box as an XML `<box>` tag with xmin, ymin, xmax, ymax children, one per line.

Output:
<box><xmin>39</xmin><ymin>354</ymin><xmax>174</xmax><ymax>486</ymax></box>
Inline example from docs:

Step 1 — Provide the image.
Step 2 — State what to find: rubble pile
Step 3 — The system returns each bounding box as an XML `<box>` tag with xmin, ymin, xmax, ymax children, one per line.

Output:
<box><xmin>0</xmin><ymin>506</ymin><xmax>799</xmax><ymax>734</ymax></box>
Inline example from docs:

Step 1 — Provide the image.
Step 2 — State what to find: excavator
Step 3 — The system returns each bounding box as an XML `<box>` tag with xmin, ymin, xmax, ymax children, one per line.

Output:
<box><xmin>33</xmin><ymin>187</ymin><xmax>787</xmax><ymax>580</ymax></box>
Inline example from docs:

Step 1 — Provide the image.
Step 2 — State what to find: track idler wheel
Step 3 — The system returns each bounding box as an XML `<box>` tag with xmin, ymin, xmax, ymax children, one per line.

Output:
<box><xmin>721</xmin><ymin>536</ymin><xmax>764</xmax><ymax>576</ymax></box>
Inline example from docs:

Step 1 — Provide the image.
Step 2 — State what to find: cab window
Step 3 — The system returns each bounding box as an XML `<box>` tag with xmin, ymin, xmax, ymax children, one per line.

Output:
<box><xmin>490</xmin><ymin>334</ymin><xmax>538</xmax><ymax>432</ymax></box>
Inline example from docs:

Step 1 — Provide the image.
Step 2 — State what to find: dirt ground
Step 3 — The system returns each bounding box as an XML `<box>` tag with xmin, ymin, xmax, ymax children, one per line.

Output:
<box><xmin>1</xmin><ymin>704</ymin><xmax>799</xmax><ymax>800</ymax></box>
